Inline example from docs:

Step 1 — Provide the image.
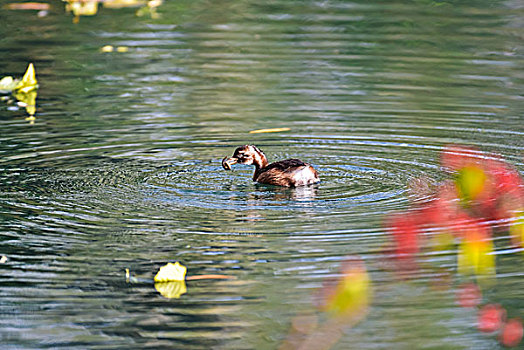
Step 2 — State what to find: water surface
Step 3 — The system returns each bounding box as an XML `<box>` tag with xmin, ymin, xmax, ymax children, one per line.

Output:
<box><xmin>0</xmin><ymin>0</ymin><xmax>523</xmax><ymax>349</ymax></box>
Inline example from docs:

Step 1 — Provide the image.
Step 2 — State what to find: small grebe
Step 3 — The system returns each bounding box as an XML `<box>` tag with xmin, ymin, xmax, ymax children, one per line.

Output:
<box><xmin>222</xmin><ymin>145</ymin><xmax>320</xmax><ymax>187</ymax></box>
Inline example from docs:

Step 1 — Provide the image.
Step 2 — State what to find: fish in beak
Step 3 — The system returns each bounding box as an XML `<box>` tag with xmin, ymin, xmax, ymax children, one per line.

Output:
<box><xmin>222</xmin><ymin>156</ymin><xmax>237</xmax><ymax>171</ymax></box>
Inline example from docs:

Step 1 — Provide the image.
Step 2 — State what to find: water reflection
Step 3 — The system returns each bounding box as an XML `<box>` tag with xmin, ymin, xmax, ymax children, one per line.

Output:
<box><xmin>256</xmin><ymin>184</ymin><xmax>319</xmax><ymax>203</ymax></box>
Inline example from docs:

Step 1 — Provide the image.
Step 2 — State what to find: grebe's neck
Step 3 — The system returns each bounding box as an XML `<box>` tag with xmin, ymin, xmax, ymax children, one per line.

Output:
<box><xmin>252</xmin><ymin>149</ymin><xmax>269</xmax><ymax>180</ymax></box>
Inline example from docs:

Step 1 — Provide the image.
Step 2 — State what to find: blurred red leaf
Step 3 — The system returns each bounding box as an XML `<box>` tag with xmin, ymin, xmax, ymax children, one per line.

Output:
<box><xmin>441</xmin><ymin>144</ymin><xmax>481</xmax><ymax>172</ymax></box>
<box><xmin>500</xmin><ymin>318</ymin><xmax>523</xmax><ymax>348</ymax></box>
<box><xmin>456</xmin><ymin>283</ymin><xmax>482</xmax><ymax>308</ymax></box>
<box><xmin>487</xmin><ymin>158</ymin><xmax>524</xmax><ymax>195</ymax></box>
<box><xmin>386</xmin><ymin>214</ymin><xmax>420</xmax><ymax>259</ymax></box>
<box><xmin>478</xmin><ymin>304</ymin><xmax>506</xmax><ymax>333</ymax></box>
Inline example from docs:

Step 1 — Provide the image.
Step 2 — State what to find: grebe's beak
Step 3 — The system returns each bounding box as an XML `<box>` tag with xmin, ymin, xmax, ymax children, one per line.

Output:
<box><xmin>222</xmin><ymin>156</ymin><xmax>237</xmax><ymax>171</ymax></box>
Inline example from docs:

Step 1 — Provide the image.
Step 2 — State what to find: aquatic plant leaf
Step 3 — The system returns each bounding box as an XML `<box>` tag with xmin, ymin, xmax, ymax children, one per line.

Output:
<box><xmin>249</xmin><ymin>127</ymin><xmax>291</xmax><ymax>134</ymax></box>
<box><xmin>65</xmin><ymin>0</ymin><xmax>98</xmax><ymax>17</ymax></box>
<box><xmin>154</xmin><ymin>280</ymin><xmax>187</xmax><ymax>299</ymax></box>
<box><xmin>15</xmin><ymin>63</ymin><xmax>38</xmax><ymax>93</ymax></box>
<box><xmin>154</xmin><ymin>261</ymin><xmax>187</xmax><ymax>282</ymax></box>
<box><xmin>100</xmin><ymin>45</ymin><xmax>129</xmax><ymax>53</ymax></box>
<box><xmin>101</xmin><ymin>45</ymin><xmax>114</xmax><ymax>53</ymax></box>
<box><xmin>0</xmin><ymin>76</ymin><xmax>20</xmax><ymax>93</ymax></box>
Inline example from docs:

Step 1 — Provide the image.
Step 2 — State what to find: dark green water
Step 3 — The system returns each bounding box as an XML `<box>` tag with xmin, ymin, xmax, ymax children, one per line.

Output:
<box><xmin>0</xmin><ymin>0</ymin><xmax>523</xmax><ymax>349</ymax></box>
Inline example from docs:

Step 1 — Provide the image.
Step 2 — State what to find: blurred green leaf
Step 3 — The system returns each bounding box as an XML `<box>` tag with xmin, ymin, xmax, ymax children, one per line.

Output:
<box><xmin>455</xmin><ymin>165</ymin><xmax>486</xmax><ymax>204</ymax></box>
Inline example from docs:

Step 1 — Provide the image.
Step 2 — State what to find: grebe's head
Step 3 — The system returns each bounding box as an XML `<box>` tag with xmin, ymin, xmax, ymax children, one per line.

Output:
<box><xmin>222</xmin><ymin>145</ymin><xmax>266</xmax><ymax>170</ymax></box>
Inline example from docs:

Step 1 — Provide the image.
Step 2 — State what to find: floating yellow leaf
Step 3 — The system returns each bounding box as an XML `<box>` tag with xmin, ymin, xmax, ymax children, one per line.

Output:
<box><xmin>15</xmin><ymin>63</ymin><xmax>38</xmax><ymax>93</ymax></box>
<box><xmin>100</xmin><ymin>45</ymin><xmax>114</xmax><ymax>53</ymax></box>
<box><xmin>0</xmin><ymin>255</ymin><xmax>7</xmax><ymax>264</ymax></box>
<box><xmin>14</xmin><ymin>89</ymin><xmax>37</xmax><ymax>116</ymax></box>
<box><xmin>155</xmin><ymin>280</ymin><xmax>187</xmax><ymax>299</ymax></box>
<box><xmin>65</xmin><ymin>0</ymin><xmax>98</xmax><ymax>17</ymax></box>
<box><xmin>249</xmin><ymin>127</ymin><xmax>291</xmax><ymax>134</ymax></box>
<box><xmin>0</xmin><ymin>63</ymin><xmax>37</xmax><ymax>94</ymax></box>
<box><xmin>0</xmin><ymin>76</ymin><xmax>19</xmax><ymax>92</ymax></box>
<box><xmin>100</xmin><ymin>45</ymin><xmax>129</xmax><ymax>53</ymax></box>
<box><xmin>154</xmin><ymin>261</ymin><xmax>187</xmax><ymax>282</ymax></box>
<box><xmin>0</xmin><ymin>64</ymin><xmax>38</xmax><ymax>119</ymax></box>
<box><xmin>148</xmin><ymin>0</ymin><xmax>163</xmax><ymax>8</ymax></box>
